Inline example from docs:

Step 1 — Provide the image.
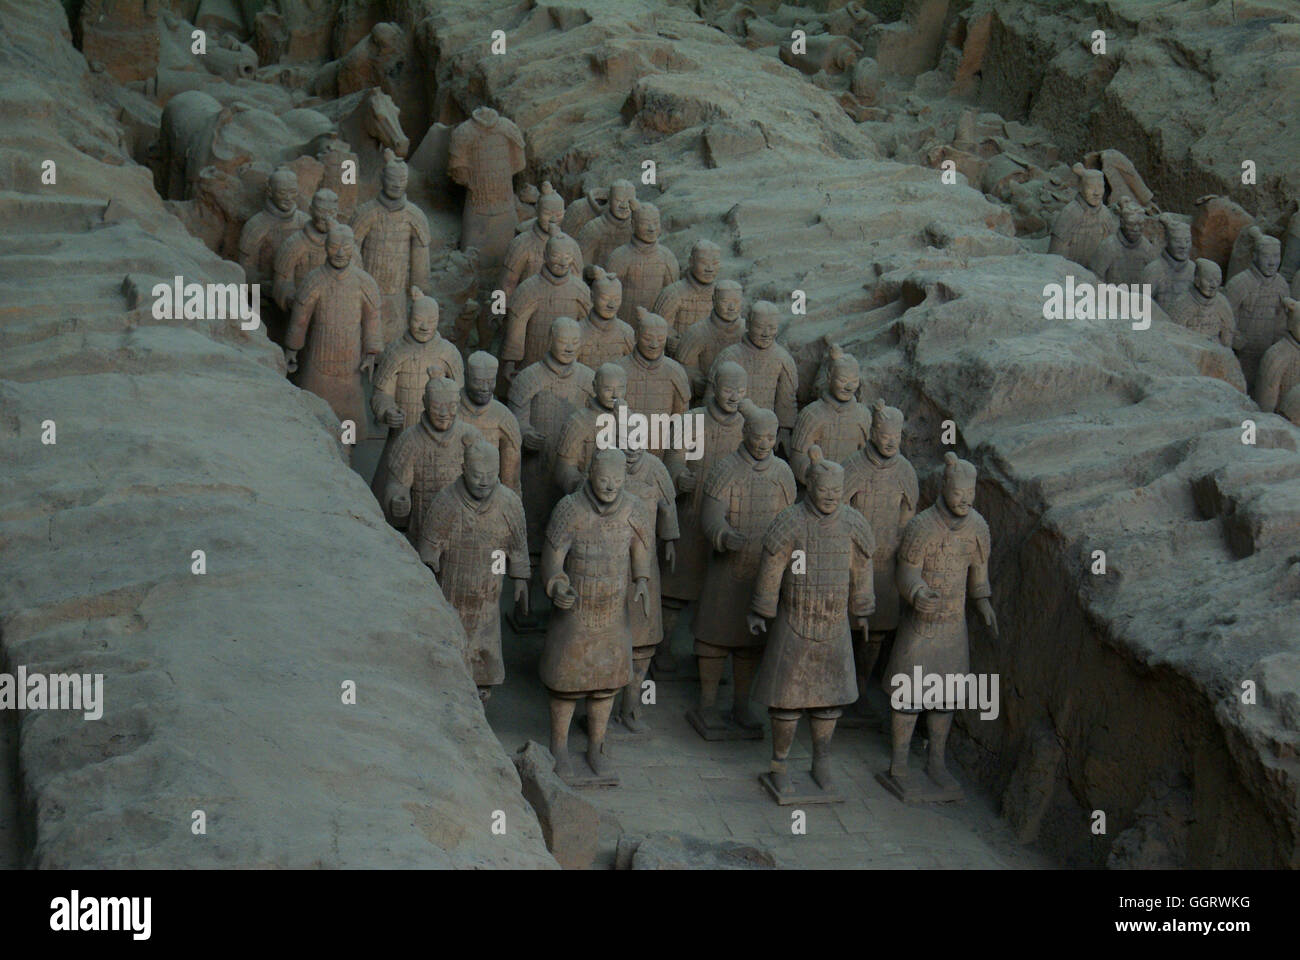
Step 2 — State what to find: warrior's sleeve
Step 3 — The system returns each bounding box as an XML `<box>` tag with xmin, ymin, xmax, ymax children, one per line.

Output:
<box><xmin>1255</xmin><ymin>345</ymin><xmax>1284</xmax><ymax>413</ymax></box>
<box><xmin>501</xmin><ymin>292</ymin><xmax>534</xmax><ymax>363</ymax></box>
<box><xmin>237</xmin><ymin>217</ymin><xmax>264</xmax><ymax>280</ymax></box>
<box><xmin>846</xmin><ymin>509</ymin><xmax>877</xmax><ymax>620</ymax></box>
<box><xmin>360</xmin><ymin>274</ymin><xmax>383</xmax><ymax>355</ymax></box>
<box><xmin>444</xmin><ymin>342</ymin><xmax>466</xmax><ymax>387</ymax></box>
<box><xmin>699</xmin><ymin>461</ymin><xmax>737</xmax><ymax>551</ymax></box>
<box><xmin>541</xmin><ymin>496</ymin><xmax>577</xmax><ymax>596</ymax></box>
<box><xmin>1047</xmin><ymin>204</ymin><xmax>1076</xmax><ymax>257</ymax></box>
<box><xmin>1224</xmin><ymin>273</ymin><xmax>1250</xmax><ymax>315</ymax></box>
<box><xmin>667</xmin><ymin>360</ymin><xmax>691</xmax><ymax>414</ymax></box>
<box><xmin>661</xmin><ymin>247</ymin><xmax>681</xmax><ymax>284</ymax></box>
<box><xmin>967</xmin><ymin>515</ymin><xmax>993</xmax><ymax>602</ymax></box>
<box><xmin>899</xmin><ymin>458</ymin><xmax>920</xmax><ymax>520</ymax></box>
<box><xmin>284</xmin><ymin>274</ymin><xmax>320</xmax><ymax>351</ymax></box>
<box><xmin>573</xmin><ymin>278</ymin><xmax>593</xmax><ymax>317</ymax></box>
<box><xmin>895</xmin><ymin>513</ymin><xmax>929</xmax><ymax>607</ymax></box>
<box><xmin>775</xmin><ymin>351</ymin><xmax>799</xmax><ymax>430</ymax></box>
<box><xmin>370</xmin><ymin>343</ymin><xmax>402</xmax><ymax>419</ymax></box>
<box><xmin>750</xmin><ymin>510</ymin><xmax>794</xmax><ymax>620</ymax></box>
<box><xmin>503</xmin><ymin>489</ymin><xmax>531</xmax><ymax>580</ymax></box>
<box><xmin>409</xmin><ymin>208</ymin><xmax>432</xmax><ymax>292</ymax></box>
<box><xmin>653</xmin><ymin>462</ymin><xmax>680</xmax><ymax>541</ymax></box>
<box><xmin>351</xmin><ymin>203</ymin><xmax>377</xmax><ymax>246</ymax></box>
<box><xmin>417</xmin><ymin>487</ymin><xmax>454</xmax><ymax>570</ymax></box>
<box><xmin>662</xmin><ymin>416</ymin><xmax>692</xmax><ymax>489</ymax></box>
<box><xmin>499</xmin><ymin>235</ymin><xmax>529</xmax><ymax>297</ymax></box>
<box><xmin>553</xmin><ymin>413</ymin><xmax>589</xmax><ymax>495</ymax></box>
<box><xmin>842</xmin><ymin>453</ymin><xmax>865</xmax><ymax>513</ymax></box>
<box><xmin>628</xmin><ymin>510</ymin><xmax>653</xmax><ymax>583</ymax></box>
<box><xmin>271</xmin><ymin>235</ymin><xmax>299</xmax><ymax>310</ymax></box>
<box><xmin>447</xmin><ymin>123</ymin><xmax>472</xmax><ymax>186</ymax></box>
<box><xmin>382</xmin><ymin>428</ymin><xmax>418</xmax><ymax>528</ymax></box>
<box><xmin>653</xmin><ymin>282</ymin><xmax>683</xmax><ymax>327</ymax></box>
<box><xmin>497</xmin><ymin>405</ymin><xmax>524</xmax><ymax>492</ymax></box>
<box><xmin>777</xmin><ymin>459</ymin><xmax>797</xmax><ymax>507</ymax></box>
<box><xmin>606</xmin><ymin>245</ymin><xmax>632</xmax><ymax>283</ymax></box>
<box><xmin>506</xmin><ymin>371</ymin><xmax>536</xmax><ymax>434</ymax></box>
<box><xmin>789</xmin><ymin>405</ymin><xmax>820</xmax><ymax>485</ymax></box>
<box><xmin>1217</xmin><ymin>301</ymin><xmax>1237</xmax><ymax>349</ymax></box>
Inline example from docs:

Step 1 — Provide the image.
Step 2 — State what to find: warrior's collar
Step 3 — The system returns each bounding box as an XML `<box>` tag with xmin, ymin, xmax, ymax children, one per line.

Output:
<box><xmin>420</xmin><ymin>417</ymin><xmax>458</xmax><ymax>443</ymax></box>
<box><xmin>586</xmin><ymin>311</ymin><xmax>618</xmax><ymax>330</ymax></box>
<box><xmin>461</xmin><ymin>393</ymin><xmax>491</xmax><ymax>416</ymax></box>
<box><xmin>935</xmin><ymin>497</ymin><xmax>972</xmax><ymax>531</ymax></box>
<box><xmin>582</xmin><ymin>483</ymin><xmax>623</xmax><ymax>516</ymax></box>
<box><xmin>803</xmin><ymin>498</ymin><xmax>840</xmax><ymax>525</ymax></box>
<box><xmin>821</xmin><ymin>391</ymin><xmax>855</xmax><ymax>412</ymax></box>
<box><xmin>864</xmin><ymin>441</ymin><xmax>896</xmax><ymax>470</ymax></box>
<box><xmin>404</xmin><ymin>330</ymin><xmax>441</xmax><ymax>348</ymax></box>
<box><xmin>1249</xmin><ymin>263</ymin><xmax>1278</xmax><ymax>282</ymax></box>
<box><xmin>1161</xmin><ymin>249</ymin><xmax>1191</xmax><ymax>271</ymax></box>
<box><xmin>1117</xmin><ymin>227</ymin><xmax>1144</xmax><ymax>248</ymax></box>
<box><xmin>604</xmin><ymin>208</ymin><xmax>631</xmax><ymax>227</ymax></box>
<box><xmin>543</xmin><ymin>353</ymin><xmax>575</xmax><ymax>378</ymax></box>
<box><xmin>710</xmin><ymin>312</ymin><xmax>741</xmax><ymax>332</ymax></box>
<box><xmin>738</xmin><ymin>445</ymin><xmax>773</xmax><ymax>472</ymax></box>
<box><xmin>378</xmin><ymin>191</ymin><xmax>406</xmax><ymax>212</ymax></box>
<box><xmin>631</xmin><ymin>236</ymin><xmax>658</xmax><ymax>254</ymax></box>
<box><xmin>455</xmin><ymin>477</ymin><xmax>499</xmax><ymax>513</ymax></box>
<box><xmin>686</xmin><ymin>272</ymin><xmax>713</xmax><ymax>292</ymax></box>
<box><xmin>631</xmin><ymin>347</ymin><xmax>662</xmax><ymax>369</ymax></box>
<box><xmin>265</xmin><ymin>200</ymin><xmax>298</xmax><ymax>221</ymax></box>
<box><xmin>707</xmin><ymin>400</ymin><xmax>741</xmax><ymax>426</ymax></box>
<box><xmin>472</xmin><ymin>106</ymin><xmax>499</xmax><ymax>128</ymax></box>
<box><xmin>541</xmin><ymin>265</ymin><xmax>568</xmax><ymax>285</ymax></box>
<box><xmin>304</xmin><ymin>221</ymin><xmax>329</xmax><ymax>245</ymax></box>
<box><xmin>1190</xmin><ymin>285</ymin><xmax>1218</xmax><ymax>307</ymax></box>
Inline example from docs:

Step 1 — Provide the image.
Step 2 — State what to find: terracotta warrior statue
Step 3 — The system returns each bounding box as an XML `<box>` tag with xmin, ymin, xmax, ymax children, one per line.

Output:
<box><xmin>284</xmin><ymin>223</ymin><xmax>382</xmax><ymax>433</ymax></box>
<box><xmin>1226</xmin><ymin>228</ymin><xmax>1290</xmax><ymax>390</ymax></box>
<box><xmin>420</xmin><ymin>437</ymin><xmax>529</xmax><ymax>701</ymax></box>
<box><xmin>1256</xmin><ymin>298</ymin><xmax>1300</xmax><ymax>414</ymax></box>
<box><xmin>690</xmin><ymin>401</ymin><xmax>796</xmax><ymax>736</ymax></box>
<box><xmin>540</xmin><ymin>448</ymin><xmax>652</xmax><ymax>783</ymax></box>
<box><xmin>370</xmin><ymin>290</ymin><xmax>465</xmax><ymax>495</ymax></box>
<box><xmin>577</xmin><ymin>179</ymin><xmax>636</xmax><ymax>268</ymax></box>
<box><xmin>619</xmin><ymin>309</ymin><xmax>691</xmax><ymax>459</ymax></box>
<box><xmin>1048</xmin><ymin>163</ymin><xmax>1115</xmax><ymax>271</ymax></box>
<box><xmin>353</xmin><ymin>149</ymin><xmax>433</xmax><ymax>343</ymax></box>
<box><xmin>655</xmin><ymin>239</ymin><xmax>722</xmax><ymax>354</ymax></box>
<box><xmin>749</xmin><ymin>446</ymin><xmax>875</xmax><ymax>796</ymax></box>
<box><xmin>659</xmin><ymin>360</ymin><xmax>747</xmax><ymax>673</ymax></box>
<box><xmin>1141</xmin><ymin>216</ymin><xmax>1196</xmax><ymax>310</ymax></box>
<box><xmin>501</xmin><ymin>229</ymin><xmax>592</xmax><ymax>379</ymax></box>
<box><xmin>577</xmin><ymin>269</ymin><xmax>635</xmax><ymax>368</ymax></box>
<box><xmin>843</xmin><ymin>399</ymin><xmax>918</xmax><ymax>716</ymax></box>
<box><xmin>239</xmin><ymin>166</ymin><xmax>308</xmax><ymax>288</ymax></box>
<box><xmin>1166</xmin><ymin>259</ymin><xmax>1236</xmax><ymax>348</ymax></box>
<box><xmin>676</xmin><ymin>279</ymin><xmax>745</xmax><ymax>404</ymax></box>
<box><xmin>790</xmin><ymin>342</ymin><xmax>871</xmax><ymax>484</ymax></box>
<box><xmin>617</xmin><ymin>446</ymin><xmax>679</xmax><ymax>733</ymax></box>
<box><xmin>501</xmin><ymin>181</ymin><xmax>583</xmax><ymax>299</ymax></box>
<box><xmin>712</xmin><ymin>300</ymin><xmax>798</xmax><ymax>453</ymax></box>
<box><xmin>458</xmin><ymin>351</ymin><xmax>523</xmax><ymax>493</ymax></box>
<box><xmin>883</xmin><ymin>452</ymin><xmax>998</xmax><ymax>801</ymax></box>
<box><xmin>448</xmin><ymin>106</ymin><xmax>527</xmax><ymax>268</ymax></box>
<box><xmin>554</xmin><ymin>363</ymin><xmax>629</xmax><ymax>495</ymax></box>
<box><xmin>606</xmin><ymin>202</ymin><xmax>680</xmax><ymax>326</ymax></box>
<box><xmin>273</xmin><ymin>187</ymin><xmax>339</xmax><ymax>313</ymax></box>
<box><xmin>383</xmin><ymin>376</ymin><xmax>483</xmax><ymax>546</ymax></box>
<box><xmin>507</xmin><ymin>316</ymin><xmax>596</xmax><ymax>555</ymax></box>
<box><xmin>1094</xmin><ymin>197</ymin><xmax>1158</xmax><ymax>285</ymax></box>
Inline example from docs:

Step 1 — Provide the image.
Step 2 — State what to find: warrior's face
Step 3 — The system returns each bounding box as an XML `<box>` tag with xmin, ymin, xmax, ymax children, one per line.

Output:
<box><xmin>871</xmin><ymin>421</ymin><xmax>901</xmax><ymax>459</ymax></box>
<box><xmin>715</xmin><ymin>290</ymin><xmax>743</xmax><ymax>323</ymax></box>
<box><xmin>537</xmin><ymin>199</ymin><xmax>563</xmax><ymax>233</ymax></box>
<box><xmin>633</xmin><ymin>209</ymin><xmax>660</xmax><ymax>244</ymax></box>
<box><xmin>637</xmin><ymin>323</ymin><xmax>667</xmax><ymax>362</ymax></box>
<box><xmin>269</xmin><ymin>178</ymin><xmax>298</xmax><ymax>213</ymax></box>
<box><xmin>1255</xmin><ymin>244</ymin><xmax>1281</xmax><ymax>278</ymax></box>
<box><xmin>610</xmin><ymin>185</ymin><xmax>634</xmax><ymax>220</ymax></box>
<box><xmin>809</xmin><ymin>472</ymin><xmax>843</xmax><ymax>516</ymax></box>
<box><xmin>692</xmin><ymin>249</ymin><xmax>720</xmax><ymax>285</ymax></box>
<box><xmin>595</xmin><ymin>373</ymin><xmax>626</xmax><ymax>410</ymax></box>
<box><xmin>1194</xmin><ymin>264</ymin><xmax>1220</xmax><ymax>299</ymax></box>
<box><xmin>1120</xmin><ymin>206</ymin><xmax>1144</xmax><ymax>239</ymax></box>
<box><xmin>714</xmin><ymin>371</ymin><xmax>746</xmax><ymax>414</ymax></box>
<box><xmin>382</xmin><ymin>166</ymin><xmax>408</xmax><ymax>201</ymax></box>
<box><xmin>544</xmin><ymin>243</ymin><xmax>571</xmax><ymax>277</ymax></box>
<box><xmin>748</xmin><ymin>314</ymin><xmax>779</xmax><ymax>350</ymax></box>
<box><xmin>743</xmin><ymin>420</ymin><xmax>777</xmax><ymax>460</ymax></box>
<box><xmin>310</xmin><ymin>195</ymin><xmax>338</xmax><ymax>231</ymax></box>
<box><xmin>943</xmin><ymin>476</ymin><xmax>975</xmax><ymax>517</ymax></box>
<box><xmin>590</xmin><ymin>458</ymin><xmax>625</xmax><ymax>504</ymax></box>
<box><xmin>427</xmin><ymin>397</ymin><xmax>457</xmax><ymax>431</ymax></box>
<box><xmin>464</xmin><ymin>459</ymin><xmax>498</xmax><ymax>500</ymax></box>
<box><xmin>466</xmin><ymin>372</ymin><xmax>495</xmax><ymax>406</ymax></box>
<box><xmin>593</xmin><ymin>284</ymin><xmax>621</xmax><ymax>320</ymax></box>
<box><xmin>326</xmin><ymin>237</ymin><xmax>353</xmax><ymax>268</ymax></box>
<box><xmin>829</xmin><ymin>365</ymin><xmax>859</xmax><ymax>403</ymax></box>
<box><xmin>1081</xmin><ymin>177</ymin><xmax>1104</xmax><ymax>208</ymax></box>
<box><xmin>409</xmin><ymin>306</ymin><xmax>437</xmax><ymax>343</ymax></box>
<box><xmin>551</xmin><ymin>327</ymin><xmax>580</xmax><ymax>365</ymax></box>
<box><xmin>1167</xmin><ymin>231</ymin><xmax>1191</xmax><ymax>261</ymax></box>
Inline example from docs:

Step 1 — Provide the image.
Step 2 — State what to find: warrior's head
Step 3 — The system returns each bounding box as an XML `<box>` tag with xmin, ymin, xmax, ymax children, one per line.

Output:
<box><xmin>634</xmin><ymin>308</ymin><xmax>668</xmax><ymax>362</ymax></box>
<box><xmin>869</xmin><ymin>398</ymin><xmax>904</xmax><ymax>459</ymax></box>
<box><xmin>544</xmin><ymin>227</ymin><xmax>573</xmax><ymax>278</ymax></box>
<box><xmin>326</xmin><ymin>223</ymin><xmax>355</xmax><ymax>268</ymax></box>
<box><xmin>608</xmin><ymin>179</ymin><xmax>636</xmax><ymax>221</ymax></box>
<box><xmin>1193</xmin><ymin>258</ymin><xmax>1222</xmax><ymax>299</ymax></box>
<box><xmin>462</xmin><ymin>436</ymin><xmax>500</xmax><ymax>500</ymax></box>
<box><xmin>267</xmin><ymin>166</ymin><xmax>299</xmax><ymax>213</ymax></box>
<box><xmin>632</xmin><ymin>201</ymin><xmax>661</xmax><ymax>244</ymax></box>
<box><xmin>824</xmin><ymin>342</ymin><xmax>860</xmax><ymax>403</ymax></box>
<box><xmin>309</xmin><ymin>187</ymin><xmax>339</xmax><ymax>231</ymax></box>
<box><xmin>1284</xmin><ymin>297</ymin><xmax>1300</xmax><ymax>341</ymax></box>
<box><xmin>1073</xmin><ymin>163</ymin><xmax>1104</xmax><ymax>208</ymax></box>
<box><xmin>381</xmin><ymin>148</ymin><xmax>408</xmax><ymax>201</ymax></box>
<box><xmin>590</xmin><ymin>268</ymin><xmax>622</xmax><ymax>320</ymax></box>
<box><xmin>689</xmin><ymin>239</ymin><xmax>721</xmax><ymax>285</ymax></box>
<box><xmin>536</xmin><ymin>181</ymin><xmax>565</xmax><ymax>233</ymax></box>
<box><xmin>805</xmin><ymin>445</ymin><xmax>844</xmax><ymax>516</ymax></box>
<box><xmin>739</xmin><ymin>399</ymin><xmax>778</xmax><ymax>461</ymax></box>
<box><xmin>713</xmin><ymin>280</ymin><xmax>744</xmax><ymax>323</ymax></box>
<box><xmin>711</xmin><ymin>360</ymin><xmax>748</xmax><ymax>415</ymax></box>
<box><xmin>594</xmin><ymin>362</ymin><xmax>628</xmax><ymax>412</ymax></box>
<box><xmin>1161</xmin><ymin>216</ymin><xmax>1191</xmax><ymax>262</ymax></box>
<box><xmin>409</xmin><ymin>290</ymin><xmax>439</xmax><ymax>342</ymax></box>
<box><xmin>465</xmin><ymin>351</ymin><xmax>497</xmax><ymax>406</ymax></box>
<box><xmin>589</xmin><ymin>447</ymin><xmax>626</xmax><ymax>504</ymax></box>
<box><xmin>746</xmin><ymin>301</ymin><xmax>781</xmax><ymax>350</ymax></box>
<box><xmin>424</xmin><ymin>375</ymin><xmax>460</xmax><ymax>431</ymax></box>
<box><xmin>1116</xmin><ymin>197</ymin><xmax>1144</xmax><ymax>239</ymax></box>
<box><xmin>1249</xmin><ymin>226</ymin><xmax>1282</xmax><ymax>278</ymax></box>
<box><xmin>942</xmin><ymin>452</ymin><xmax>977</xmax><ymax>518</ymax></box>
<box><xmin>548</xmin><ymin>315</ymin><xmax>581</xmax><ymax>366</ymax></box>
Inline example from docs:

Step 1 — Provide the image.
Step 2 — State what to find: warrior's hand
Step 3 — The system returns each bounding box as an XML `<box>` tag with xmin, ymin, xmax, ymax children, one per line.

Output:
<box><xmin>522</xmin><ymin>427</ymin><xmax>546</xmax><ymax>451</ymax></box>
<box><xmin>390</xmin><ymin>492</ymin><xmax>411</xmax><ymax>519</ymax></box>
<box><xmin>746</xmin><ymin>613</ymin><xmax>768</xmax><ymax>635</ymax></box>
<box><xmin>721</xmin><ymin>528</ymin><xmax>746</xmax><ymax>552</ymax></box>
<box><xmin>632</xmin><ymin>577</ymin><xmax>650</xmax><ymax>617</ymax></box>
<box><xmin>384</xmin><ymin>407</ymin><xmax>406</xmax><ymax>428</ymax></box>
<box><xmin>360</xmin><ymin>354</ymin><xmax>377</xmax><ymax>379</ymax></box>
<box><xmin>552</xmin><ymin>581</ymin><xmax>578</xmax><ymax>610</ymax></box>
<box><xmin>912</xmin><ymin>586</ymin><xmax>941</xmax><ymax>615</ymax></box>
<box><xmin>513</xmin><ymin>578</ymin><xmax>529</xmax><ymax>616</ymax></box>
<box><xmin>283</xmin><ymin>348</ymin><xmax>299</xmax><ymax>373</ymax></box>
<box><xmin>976</xmin><ymin>598</ymin><xmax>999</xmax><ymax>639</ymax></box>
<box><xmin>676</xmin><ymin>469</ymin><xmax>697</xmax><ymax>494</ymax></box>
<box><xmin>663</xmin><ymin>540</ymin><xmax>676</xmax><ymax>573</ymax></box>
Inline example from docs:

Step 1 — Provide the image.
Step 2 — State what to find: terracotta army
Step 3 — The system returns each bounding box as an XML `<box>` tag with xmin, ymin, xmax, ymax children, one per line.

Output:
<box><xmin>1048</xmin><ymin>164</ymin><xmax>1116</xmax><ymax>271</ymax></box>
<box><xmin>501</xmin><ymin>231</ymin><xmax>592</xmax><ymax>378</ymax></box>
<box><xmin>458</xmin><ymin>351</ymin><xmax>523</xmax><ymax>493</ymax></box>
<box><xmin>239</xmin><ymin>167</ymin><xmax>308</xmax><ymax>287</ymax></box>
<box><xmin>540</xmin><ymin>448</ymin><xmax>652</xmax><ymax>784</ymax></box>
<box><xmin>1166</xmin><ymin>259</ymin><xmax>1236</xmax><ymax>347</ymax></box>
<box><xmin>712</xmin><ymin>300</ymin><xmax>798</xmax><ymax>452</ymax></box>
<box><xmin>577</xmin><ymin>179</ymin><xmax>636</xmax><ymax>268</ymax></box>
<box><xmin>654</xmin><ymin>239</ymin><xmax>723</xmax><ymax>354</ymax></box>
<box><xmin>383</xmin><ymin>376</ymin><xmax>482</xmax><ymax>546</ymax></box>
<box><xmin>790</xmin><ymin>343</ymin><xmax>871</xmax><ymax>484</ymax></box>
<box><xmin>284</xmin><ymin>224</ymin><xmax>382</xmax><ymax>432</ymax></box>
<box><xmin>618</xmin><ymin>309</ymin><xmax>691</xmax><ymax>460</ymax></box>
<box><xmin>617</xmin><ymin>446</ymin><xmax>679</xmax><ymax>733</ymax></box>
<box><xmin>749</xmin><ymin>446</ymin><xmax>876</xmax><ymax>798</ymax></box>
<box><xmin>1141</xmin><ymin>216</ymin><xmax>1196</xmax><ymax>310</ymax></box>
<box><xmin>448</xmin><ymin>106</ymin><xmax>527</xmax><ymax>267</ymax></box>
<box><xmin>554</xmin><ymin>363</ymin><xmax>629</xmax><ymax>495</ymax></box>
<box><xmin>1093</xmin><ymin>197</ymin><xmax>1158</xmax><ymax>285</ymax></box>
<box><xmin>420</xmin><ymin>438</ymin><xmax>529</xmax><ymax>701</ymax></box>
<box><xmin>659</xmin><ymin>360</ymin><xmax>748</xmax><ymax>673</ymax></box>
<box><xmin>1226</xmin><ymin>228</ymin><xmax>1290</xmax><ymax>390</ymax></box>
<box><xmin>676</xmin><ymin>279</ymin><xmax>746</xmax><ymax>403</ymax></box>
<box><xmin>882</xmin><ymin>452</ymin><xmax>998</xmax><ymax>802</ymax></box>
<box><xmin>507</xmin><ymin>316</ymin><xmax>596</xmax><ymax>555</ymax></box>
<box><xmin>606</xmin><ymin>202</ymin><xmax>680</xmax><ymax>326</ymax></box>
<box><xmin>1256</xmin><ymin>298</ymin><xmax>1300</xmax><ymax>414</ymax></box>
<box><xmin>689</xmin><ymin>401</ymin><xmax>797</xmax><ymax>737</ymax></box>
<box><xmin>272</xmin><ymin>187</ymin><xmax>339</xmax><ymax>313</ymax></box>
<box><xmin>370</xmin><ymin>290</ymin><xmax>465</xmax><ymax>496</ymax></box>
<box><xmin>501</xmin><ymin>182</ymin><xmax>583</xmax><ymax>299</ymax></box>
<box><xmin>577</xmin><ymin>269</ymin><xmax>635</xmax><ymax>367</ymax></box>
<box><xmin>352</xmin><ymin>149</ymin><xmax>433</xmax><ymax>342</ymax></box>
<box><xmin>842</xmin><ymin>400</ymin><xmax>919</xmax><ymax>715</ymax></box>
<box><xmin>1280</xmin><ymin>385</ymin><xmax>1300</xmax><ymax>426</ymax></box>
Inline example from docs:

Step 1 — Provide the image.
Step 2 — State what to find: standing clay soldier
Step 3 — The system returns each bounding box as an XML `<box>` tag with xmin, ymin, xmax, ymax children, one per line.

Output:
<box><xmin>676</xmin><ymin>279</ymin><xmax>745</xmax><ymax>403</ymax></box>
<box><xmin>273</xmin><ymin>187</ymin><xmax>339</xmax><ymax>313</ymax></box>
<box><xmin>352</xmin><ymin>149</ymin><xmax>433</xmax><ymax>342</ymax></box>
<box><xmin>712</xmin><ymin>301</ymin><xmax>798</xmax><ymax>452</ymax></box>
<box><xmin>501</xmin><ymin>230</ymin><xmax>592</xmax><ymax>378</ymax></box>
<box><xmin>501</xmin><ymin>182</ymin><xmax>583</xmax><ymax>299</ymax></box>
<box><xmin>420</xmin><ymin>438</ymin><xmax>529</xmax><ymax>701</ymax></box>
<box><xmin>284</xmin><ymin>224</ymin><xmax>382</xmax><ymax>432</ymax></box>
<box><xmin>790</xmin><ymin>343</ymin><xmax>871</xmax><ymax>484</ymax></box>
<box><xmin>540</xmin><ymin>448</ymin><xmax>652</xmax><ymax>783</ymax></box>
<box><xmin>749</xmin><ymin>447</ymin><xmax>875</xmax><ymax>797</ymax></box>
<box><xmin>606</xmin><ymin>202</ymin><xmax>680</xmax><ymax>326</ymax></box>
<box><xmin>369</xmin><ymin>291</ymin><xmax>465</xmax><ymax>496</ymax></box>
<box><xmin>1141</xmin><ymin>216</ymin><xmax>1196</xmax><ymax>310</ymax></box>
<box><xmin>883</xmin><ymin>453</ymin><xmax>998</xmax><ymax>802</ymax></box>
<box><xmin>1093</xmin><ymin>197</ymin><xmax>1158</xmax><ymax>285</ymax></box>
<box><xmin>577</xmin><ymin>179</ymin><xmax>636</xmax><ymax>268</ymax></box>
<box><xmin>1226</xmin><ymin>228</ymin><xmax>1290</xmax><ymax>390</ymax></box>
<box><xmin>617</xmin><ymin>446</ymin><xmax>679</xmax><ymax>733</ymax></box>
<box><xmin>448</xmin><ymin>106</ymin><xmax>527</xmax><ymax>268</ymax></box>
<box><xmin>655</xmin><ymin>239</ymin><xmax>722</xmax><ymax>354</ymax></box>
<box><xmin>1166</xmin><ymin>259</ymin><xmax>1236</xmax><ymax>347</ymax></box>
<box><xmin>842</xmin><ymin>399</ymin><xmax>918</xmax><ymax>712</ymax></box>
<box><xmin>659</xmin><ymin>361</ymin><xmax>748</xmax><ymax>672</ymax></box>
<box><xmin>239</xmin><ymin>167</ymin><xmax>308</xmax><ymax>287</ymax></box>
<box><xmin>689</xmin><ymin>401</ymin><xmax>796</xmax><ymax>737</ymax></box>
<box><xmin>383</xmin><ymin>376</ymin><xmax>482</xmax><ymax>546</ymax></box>
<box><xmin>578</xmin><ymin>269</ymin><xmax>635</xmax><ymax>367</ymax></box>
<box><xmin>554</xmin><ymin>363</ymin><xmax>629</xmax><ymax>495</ymax></box>
<box><xmin>507</xmin><ymin>317</ymin><xmax>596</xmax><ymax>554</ymax></box>
<box><xmin>1256</xmin><ymin>298</ymin><xmax>1300</xmax><ymax>414</ymax></box>
<box><xmin>458</xmin><ymin>351</ymin><xmax>522</xmax><ymax>493</ymax></box>
<box><xmin>1048</xmin><ymin>164</ymin><xmax>1115</xmax><ymax>271</ymax></box>
<box><xmin>619</xmin><ymin>309</ymin><xmax>691</xmax><ymax>459</ymax></box>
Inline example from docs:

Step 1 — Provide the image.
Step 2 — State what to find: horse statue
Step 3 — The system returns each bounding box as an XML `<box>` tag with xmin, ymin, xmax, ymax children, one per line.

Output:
<box><xmin>313</xmin><ymin>87</ymin><xmax>410</xmax><ymax>203</ymax></box>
